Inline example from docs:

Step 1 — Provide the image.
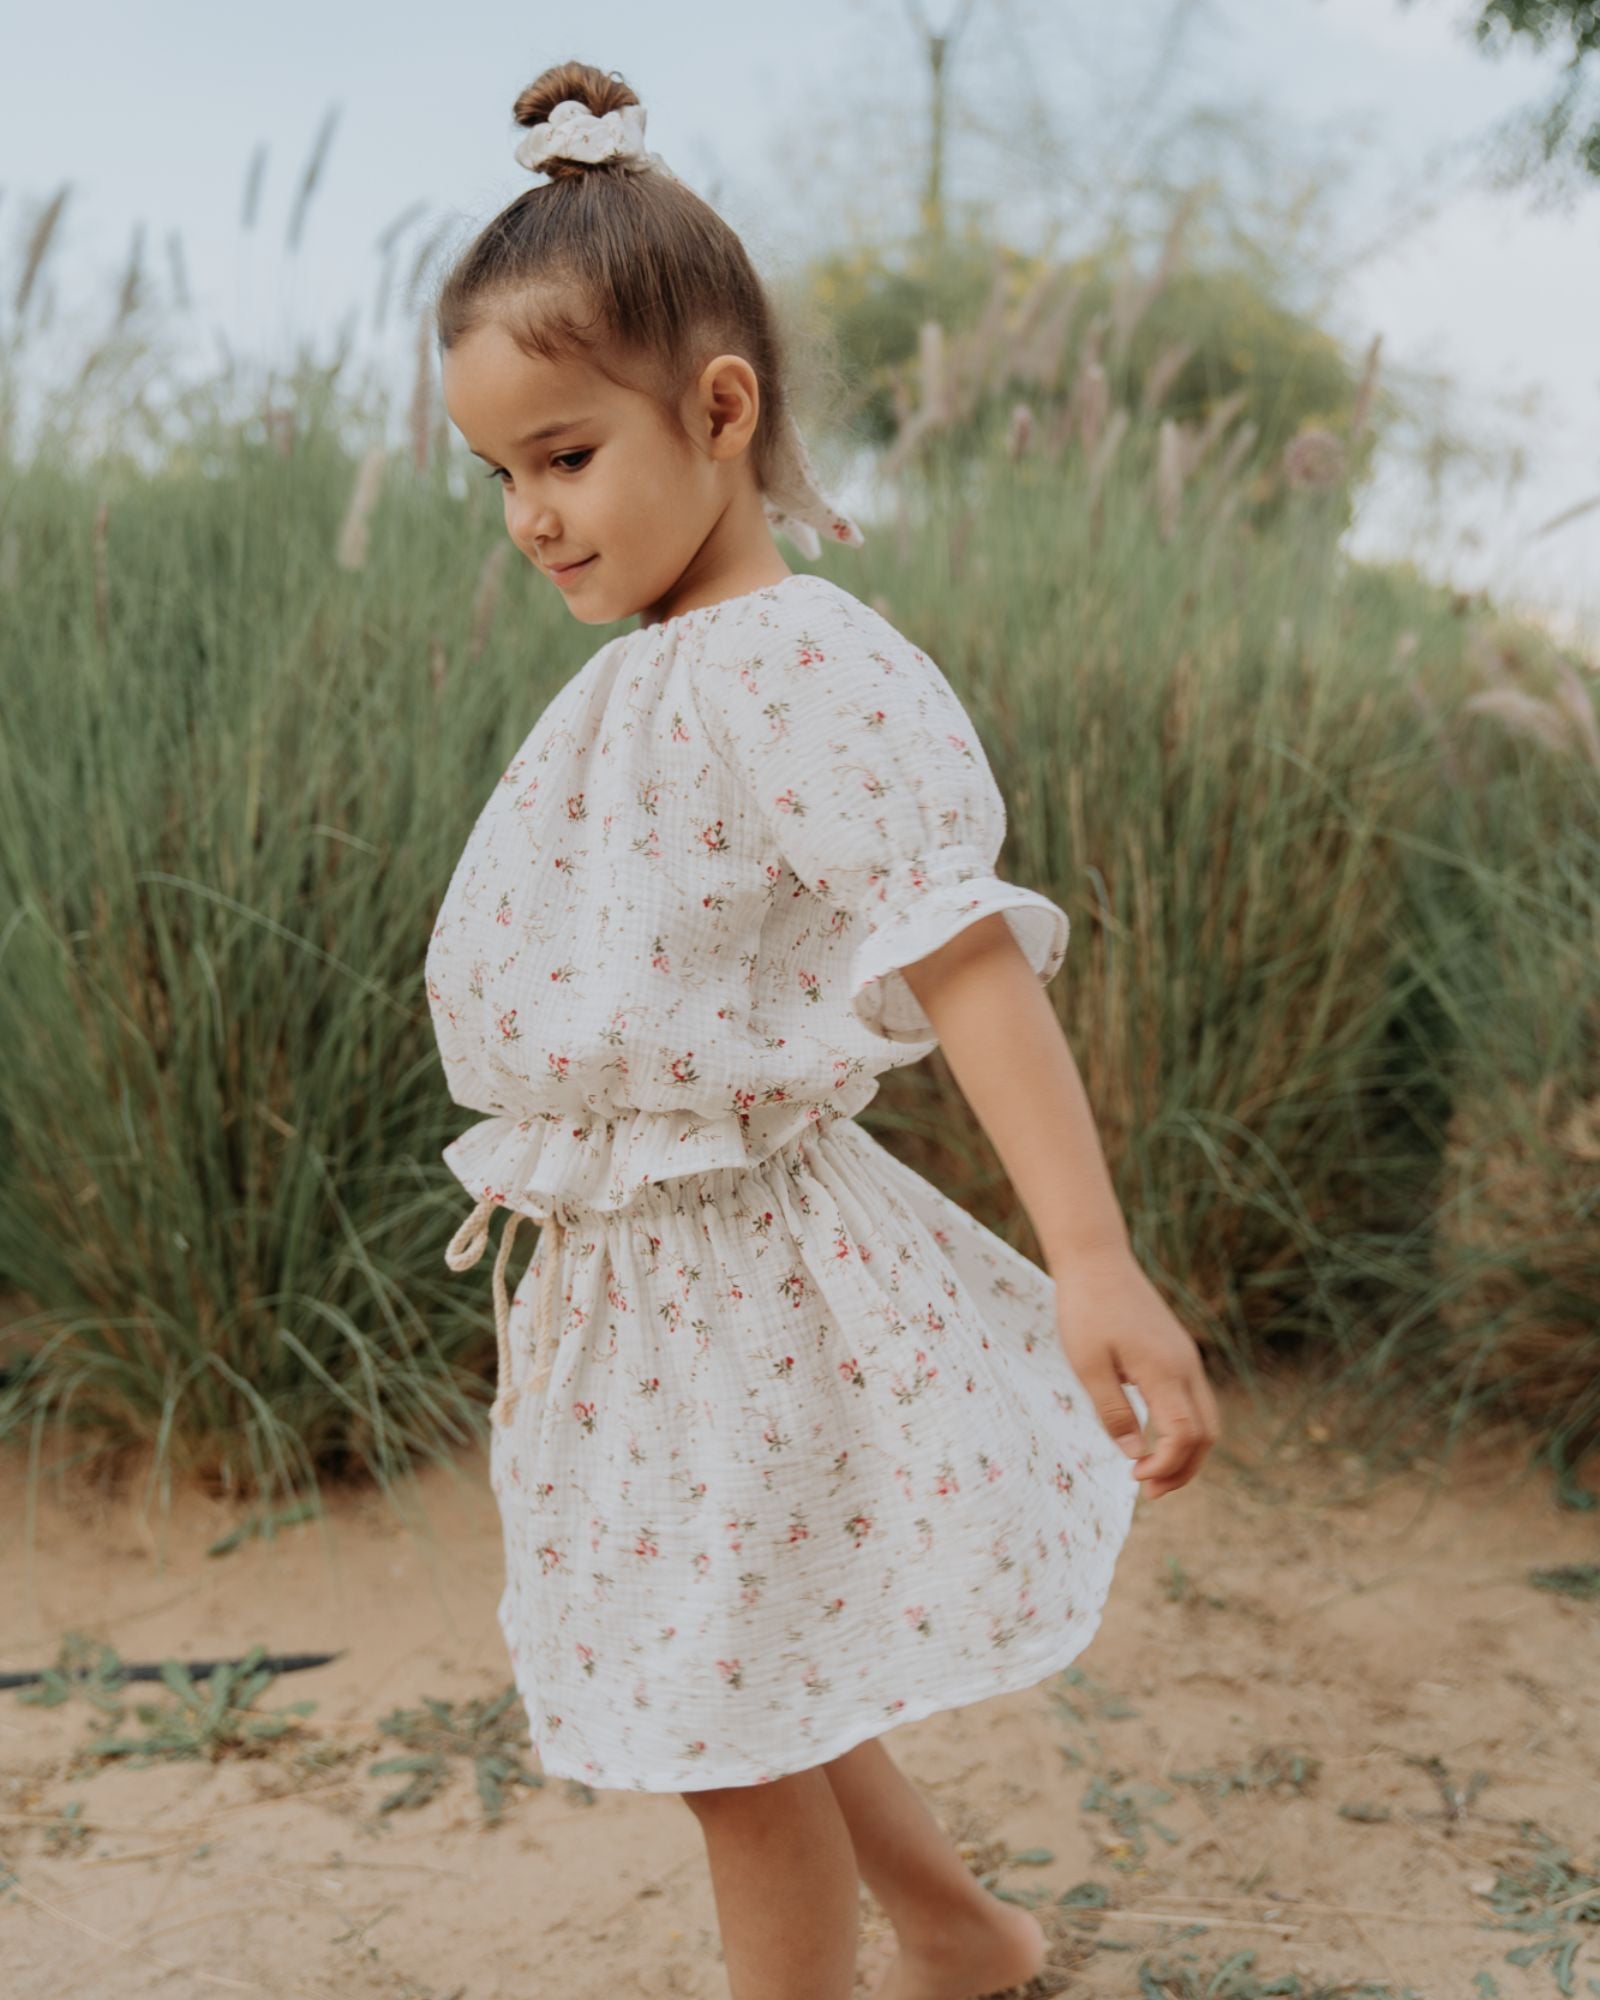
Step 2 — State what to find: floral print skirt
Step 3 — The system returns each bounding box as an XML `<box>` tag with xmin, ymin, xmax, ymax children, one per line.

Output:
<box><xmin>487</xmin><ymin>1108</ymin><xmax>1145</xmax><ymax>1792</ymax></box>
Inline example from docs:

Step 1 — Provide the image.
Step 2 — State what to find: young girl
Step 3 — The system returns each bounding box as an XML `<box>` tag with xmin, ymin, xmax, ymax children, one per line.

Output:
<box><xmin>425</xmin><ymin>59</ymin><xmax>1219</xmax><ymax>2000</ymax></box>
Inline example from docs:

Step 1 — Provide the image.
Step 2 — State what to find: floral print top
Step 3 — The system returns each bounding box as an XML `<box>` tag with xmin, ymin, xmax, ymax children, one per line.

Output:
<box><xmin>424</xmin><ymin>570</ymin><xmax>1070</xmax><ymax>1218</ymax></box>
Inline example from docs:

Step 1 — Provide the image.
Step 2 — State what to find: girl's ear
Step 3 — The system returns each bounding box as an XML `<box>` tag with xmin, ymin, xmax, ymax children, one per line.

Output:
<box><xmin>698</xmin><ymin>353</ymin><xmax>762</xmax><ymax>460</ymax></box>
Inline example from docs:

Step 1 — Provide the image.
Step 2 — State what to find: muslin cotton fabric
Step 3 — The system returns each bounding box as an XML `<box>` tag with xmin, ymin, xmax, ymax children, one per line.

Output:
<box><xmin>424</xmin><ymin>570</ymin><xmax>1144</xmax><ymax>1791</ymax></box>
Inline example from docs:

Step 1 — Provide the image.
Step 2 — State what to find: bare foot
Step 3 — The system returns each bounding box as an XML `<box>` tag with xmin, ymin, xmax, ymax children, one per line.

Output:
<box><xmin>865</xmin><ymin>1902</ymin><xmax>1048</xmax><ymax>2000</ymax></box>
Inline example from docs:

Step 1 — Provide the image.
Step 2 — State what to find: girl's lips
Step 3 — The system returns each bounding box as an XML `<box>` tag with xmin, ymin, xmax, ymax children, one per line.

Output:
<box><xmin>548</xmin><ymin>555</ymin><xmax>597</xmax><ymax>586</ymax></box>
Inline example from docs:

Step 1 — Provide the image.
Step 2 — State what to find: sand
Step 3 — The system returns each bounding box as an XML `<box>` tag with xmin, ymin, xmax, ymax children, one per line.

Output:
<box><xmin>3</xmin><ymin>1370</ymin><xmax>1597</xmax><ymax>1999</ymax></box>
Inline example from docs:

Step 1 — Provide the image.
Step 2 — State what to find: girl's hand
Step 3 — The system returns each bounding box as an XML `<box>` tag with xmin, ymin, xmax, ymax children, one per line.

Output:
<box><xmin>1052</xmin><ymin>1246</ymin><xmax>1220</xmax><ymax>1499</ymax></box>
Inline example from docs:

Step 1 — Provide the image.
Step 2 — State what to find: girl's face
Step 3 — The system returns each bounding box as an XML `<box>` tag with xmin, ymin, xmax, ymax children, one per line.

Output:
<box><xmin>441</xmin><ymin>319</ymin><xmax>761</xmax><ymax>630</ymax></box>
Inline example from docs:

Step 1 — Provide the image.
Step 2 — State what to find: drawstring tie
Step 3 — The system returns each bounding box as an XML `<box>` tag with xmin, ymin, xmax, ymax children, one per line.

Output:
<box><xmin>445</xmin><ymin>1194</ymin><xmax>566</xmax><ymax>1427</ymax></box>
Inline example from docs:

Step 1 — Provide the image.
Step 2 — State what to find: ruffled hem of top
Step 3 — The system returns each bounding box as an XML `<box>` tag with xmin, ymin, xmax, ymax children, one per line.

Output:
<box><xmin>848</xmin><ymin>848</ymin><xmax>1071</xmax><ymax>1044</ymax></box>
<box><xmin>441</xmin><ymin>1071</ymin><xmax>885</xmax><ymax>1220</ymax></box>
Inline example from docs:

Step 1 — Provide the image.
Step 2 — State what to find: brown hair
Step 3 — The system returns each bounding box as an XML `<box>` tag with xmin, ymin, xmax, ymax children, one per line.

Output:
<box><xmin>434</xmin><ymin>59</ymin><xmax>829</xmax><ymax>500</ymax></box>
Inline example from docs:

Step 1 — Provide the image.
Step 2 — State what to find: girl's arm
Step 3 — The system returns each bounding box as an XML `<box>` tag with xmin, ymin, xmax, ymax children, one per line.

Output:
<box><xmin>901</xmin><ymin>912</ymin><xmax>1221</xmax><ymax>1499</ymax></box>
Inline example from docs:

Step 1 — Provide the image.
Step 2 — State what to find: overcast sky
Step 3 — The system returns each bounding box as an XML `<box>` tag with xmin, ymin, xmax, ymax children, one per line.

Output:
<box><xmin>5</xmin><ymin>0</ymin><xmax>1597</xmax><ymax>649</ymax></box>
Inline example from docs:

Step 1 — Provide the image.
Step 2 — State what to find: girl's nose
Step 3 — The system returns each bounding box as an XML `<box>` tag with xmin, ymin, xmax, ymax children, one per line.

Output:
<box><xmin>508</xmin><ymin>494</ymin><xmax>561</xmax><ymax>552</ymax></box>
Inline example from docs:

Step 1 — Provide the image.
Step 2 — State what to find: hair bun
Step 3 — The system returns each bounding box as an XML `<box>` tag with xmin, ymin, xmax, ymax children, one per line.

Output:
<box><xmin>513</xmin><ymin>61</ymin><xmax>641</xmax><ymax>179</ymax></box>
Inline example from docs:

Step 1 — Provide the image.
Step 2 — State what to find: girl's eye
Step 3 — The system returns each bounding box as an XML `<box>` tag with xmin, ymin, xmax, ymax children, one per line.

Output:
<box><xmin>482</xmin><ymin>449</ymin><xmax>592</xmax><ymax>486</ymax></box>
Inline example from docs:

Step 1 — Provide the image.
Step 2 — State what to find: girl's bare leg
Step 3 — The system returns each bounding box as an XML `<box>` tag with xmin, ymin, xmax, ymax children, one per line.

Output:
<box><xmin>820</xmin><ymin>1736</ymin><xmax>1047</xmax><ymax>2000</ymax></box>
<box><xmin>681</xmin><ymin>1763</ymin><xmax>860</xmax><ymax>1999</ymax></box>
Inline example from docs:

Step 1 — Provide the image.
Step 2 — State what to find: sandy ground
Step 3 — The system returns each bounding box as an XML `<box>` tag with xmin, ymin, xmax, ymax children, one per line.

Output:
<box><xmin>2</xmin><ymin>1370</ymin><xmax>1597</xmax><ymax>2000</ymax></box>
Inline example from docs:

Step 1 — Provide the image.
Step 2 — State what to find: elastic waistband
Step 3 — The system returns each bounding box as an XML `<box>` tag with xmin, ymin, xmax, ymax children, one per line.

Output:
<box><xmin>443</xmin><ymin>1108</ymin><xmax>865</xmax><ymax>1431</ymax></box>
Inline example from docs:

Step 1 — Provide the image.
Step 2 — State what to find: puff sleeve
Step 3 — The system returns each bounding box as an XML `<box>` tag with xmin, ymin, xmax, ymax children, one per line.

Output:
<box><xmin>691</xmin><ymin>592</ymin><xmax>1071</xmax><ymax>1044</ymax></box>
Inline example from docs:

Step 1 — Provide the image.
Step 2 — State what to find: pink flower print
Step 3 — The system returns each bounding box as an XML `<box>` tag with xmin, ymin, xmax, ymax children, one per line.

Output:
<box><xmin>884</xmin><ymin>1697</ymin><xmax>908</xmax><ymax>1719</ymax></box>
<box><xmin>801</xmin><ymin>1661</ymin><xmax>832</xmax><ymax>1696</ymax></box>
<box><xmin>576</xmin><ymin>1642</ymin><xmax>596</xmax><ymax>1677</ymax></box>
<box><xmin>822</xmin><ymin>1596</ymin><xmax>846</xmax><ymax>1620</ymax></box>
<box><xmin>979</xmin><ymin>1451</ymin><xmax>1004</xmax><ymax>1483</ymax></box>
<box><xmin>574</xmin><ymin>1400</ymin><xmax>597</xmax><ymax>1434</ymax></box>
<box><xmin>830</xmin><ymin>1226</ymin><xmax>853</xmax><ymax>1262</ymax></box>
<box><xmin>669</xmin><ymin>708</ymin><xmax>692</xmax><ymax>743</ymax></box>
<box><xmin>637</xmin><ymin>1374</ymin><xmax>661</xmax><ymax>1399</ymax></box>
<box><xmin>760</xmin><ymin>1420</ymin><xmax>789</xmax><ymax>1453</ymax></box>
<box><xmin>467</xmin><ymin>959</ymin><xmax>487</xmax><ymax>1001</ymax></box>
<box><xmin>798</xmin><ymin>969</ymin><xmax>821</xmax><ymax>1004</ymax></box>
<box><xmin>832</xmin><ymin>519</ymin><xmax>853</xmax><ymax>541</ymax></box>
<box><xmin>904</xmin><ymin>1605</ymin><xmax>933</xmax><ymax>1637</ymax></box>
<box><xmin>716</xmin><ymin>1658</ymin><xmax>745</xmax><ymax>1690</ymax></box>
<box><xmin>752</xmin><ymin>1209</ymin><xmax>775</xmax><ymax>1241</ymax></box>
<box><xmin>933</xmin><ymin>1461</ymin><xmax>961</xmax><ymax>1497</ymax></box>
<box><xmin>843</xmin><ymin>1513</ymin><xmax>873</xmax><ymax>1546</ymax></box>
<box><xmin>772</xmin><ymin>1354</ymin><xmax>795</xmax><ymax>1378</ymax></box>
<box><xmin>495</xmin><ymin>1007</ymin><xmax>521</xmax><ymax>1044</ymax></box>
<box><xmin>546</xmin><ymin>1051</ymin><xmax>571</xmax><ymax>1080</ymax></box>
<box><xmin>650</xmin><ymin>935</ymin><xmax>672</xmax><ymax>974</ymax></box>
<box><xmin>564</xmin><ymin>790</ymin><xmax>587</xmax><ymax>819</ymax></box>
<box><xmin>738</xmin><ymin>1571</ymin><xmax>765</xmax><ymax>1607</ymax></box>
<box><xmin>535</xmin><ymin>1543</ymin><xmax>563</xmax><ymax>1574</ymax></box>
<box><xmin>732</xmin><ymin>1087</ymin><xmax>758</xmax><ymax>1116</ymax></box>
<box><xmin>773</xmin><ymin>785</ymin><xmax>805</xmax><ymax>817</ymax></box>
<box><xmin>697</xmin><ymin>818</ymin><xmax>728</xmax><ymax>855</ymax></box>
<box><xmin>666</xmin><ymin>1050</ymin><xmax>699</xmax><ymax>1085</ymax></box>
<box><xmin>685</xmin><ymin>1741</ymin><xmax>708</xmax><ymax>1759</ymax></box>
<box><xmin>632</xmin><ymin>1679</ymin><xmax>651</xmax><ymax>1710</ymax></box>
<box><xmin>795</xmin><ymin>641</ymin><xmax>825</xmax><ymax>668</ymax></box>
<box><xmin>630</xmin><ymin>824</ymin><xmax>663</xmax><ymax>860</ymax></box>
<box><xmin>830</xmin><ymin>1448</ymin><xmax>850</xmax><ymax>1477</ymax></box>
<box><xmin>693</xmin><ymin>1550</ymin><xmax>712</xmax><ymax>1577</ymax></box>
<box><xmin>778</xmin><ymin>1268</ymin><xmax>810</xmax><ymax>1308</ymax></box>
<box><xmin>1052</xmin><ymin>1463</ymin><xmax>1076</xmax><ymax>1498</ymax></box>
<box><xmin>785</xmin><ymin>1511</ymin><xmax>809</xmax><ymax>1544</ymax></box>
<box><xmin>838</xmin><ymin>1357</ymin><xmax>866</xmax><ymax>1391</ymax></box>
<box><xmin>634</xmin><ymin>1525</ymin><xmax>659</xmax><ymax>1560</ymax></box>
<box><xmin>890</xmin><ymin>1352</ymin><xmax>937</xmax><ymax>1406</ymax></box>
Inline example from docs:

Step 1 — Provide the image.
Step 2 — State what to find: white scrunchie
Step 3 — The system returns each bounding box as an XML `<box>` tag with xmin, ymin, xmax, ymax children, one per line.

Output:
<box><xmin>510</xmin><ymin>97</ymin><xmax>866</xmax><ymax>560</ymax></box>
<box><xmin>513</xmin><ymin>98</ymin><xmax>653</xmax><ymax>175</ymax></box>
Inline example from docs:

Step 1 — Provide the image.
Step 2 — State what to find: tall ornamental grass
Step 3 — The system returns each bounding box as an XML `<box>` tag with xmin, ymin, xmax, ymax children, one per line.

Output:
<box><xmin>1</xmin><ymin>242</ymin><xmax>1595</xmax><ymax>1522</ymax></box>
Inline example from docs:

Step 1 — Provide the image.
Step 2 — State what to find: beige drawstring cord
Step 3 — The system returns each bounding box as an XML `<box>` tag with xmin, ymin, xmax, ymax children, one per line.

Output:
<box><xmin>445</xmin><ymin>1194</ymin><xmax>566</xmax><ymax>1427</ymax></box>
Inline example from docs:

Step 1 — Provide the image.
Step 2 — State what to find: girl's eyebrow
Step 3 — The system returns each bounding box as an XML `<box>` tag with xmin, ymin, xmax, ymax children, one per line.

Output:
<box><xmin>468</xmin><ymin>415</ymin><xmax>597</xmax><ymax>460</ymax></box>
